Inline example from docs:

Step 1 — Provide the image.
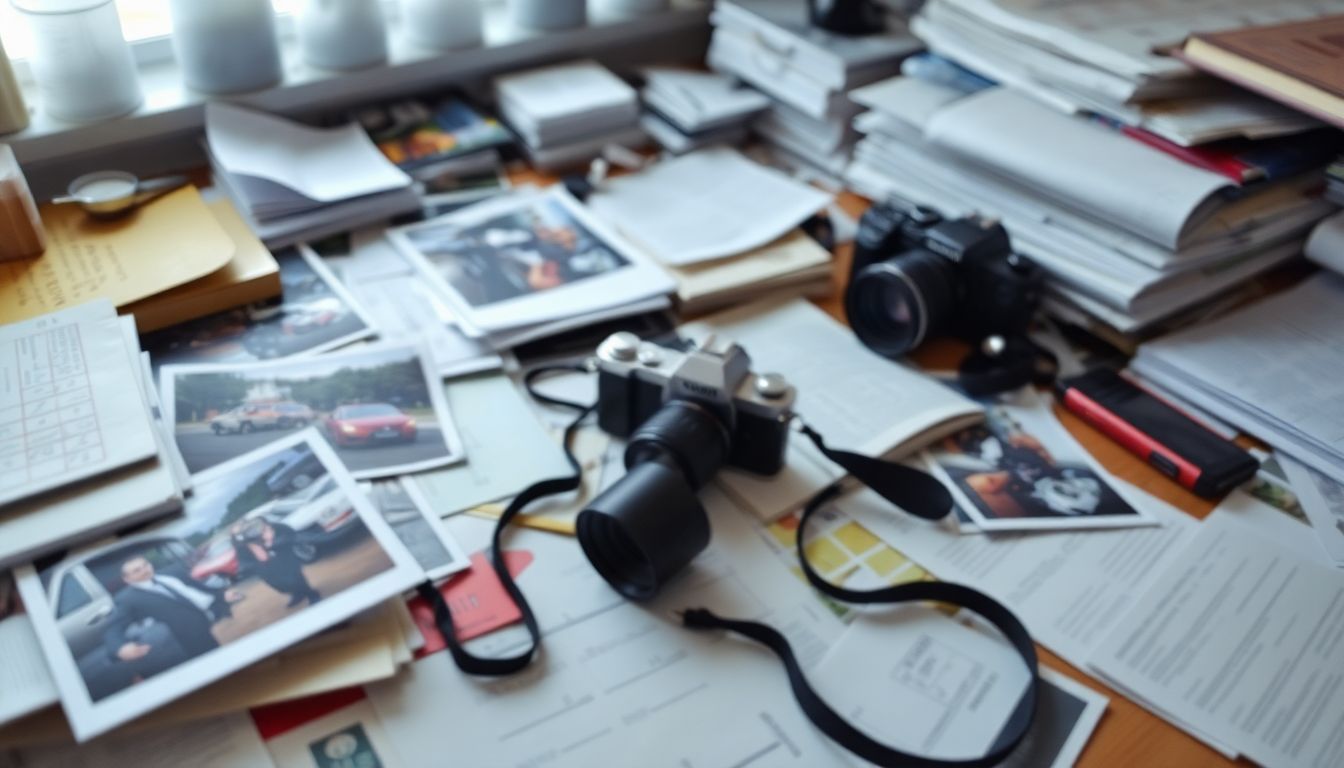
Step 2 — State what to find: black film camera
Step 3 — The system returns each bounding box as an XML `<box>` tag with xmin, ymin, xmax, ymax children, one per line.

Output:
<box><xmin>809</xmin><ymin>0</ymin><xmax>886</xmax><ymax>36</ymax></box>
<box><xmin>577</xmin><ymin>332</ymin><xmax>795</xmax><ymax>600</ymax></box>
<box><xmin>845</xmin><ymin>200</ymin><xmax>1044</xmax><ymax>360</ymax></box>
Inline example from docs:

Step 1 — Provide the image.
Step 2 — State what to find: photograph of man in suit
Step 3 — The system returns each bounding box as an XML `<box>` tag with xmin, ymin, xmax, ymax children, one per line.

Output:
<box><xmin>105</xmin><ymin>556</ymin><xmax>242</xmax><ymax>664</ymax></box>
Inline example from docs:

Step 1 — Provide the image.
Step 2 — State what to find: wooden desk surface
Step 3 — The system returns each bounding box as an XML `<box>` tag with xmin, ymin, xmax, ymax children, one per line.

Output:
<box><xmin>509</xmin><ymin>162</ymin><xmax>1239</xmax><ymax>766</ymax></box>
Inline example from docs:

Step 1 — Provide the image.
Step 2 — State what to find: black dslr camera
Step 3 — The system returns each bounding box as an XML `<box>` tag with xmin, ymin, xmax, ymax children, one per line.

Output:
<box><xmin>578</xmin><ymin>332</ymin><xmax>795</xmax><ymax>600</ymax></box>
<box><xmin>845</xmin><ymin>200</ymin><xmax>1043</xmax><ymax>359</ymax></box>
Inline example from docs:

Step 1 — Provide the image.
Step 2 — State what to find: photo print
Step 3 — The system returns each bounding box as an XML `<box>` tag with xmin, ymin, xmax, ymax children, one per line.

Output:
<box><xmin>360</xmin><ymin>478</ymin><xmax>469</xmax><ymax>581</ymax></box>
<box><xmin>14</xmin><ymin>432</ymin><xmax>420</xmax><ymax>741</ymax></box>
<box><xmin>389</xmin><ymin>188</ymin><xmax>674</xmax><ymax>335</ymax></box>
<box><xmin>161</xmin><ymin>343</ymin><xmax>463</xmax><ymax>478</ymax></box>
<box><xmin>925</xmin><ymin>390</ymin><xmax>1156</xmax><ymax>532</ymax></box>
<box><xmin>143</xmin><ymin>245</ymin><xmax>376</xmax><ymax>370</ymax></box>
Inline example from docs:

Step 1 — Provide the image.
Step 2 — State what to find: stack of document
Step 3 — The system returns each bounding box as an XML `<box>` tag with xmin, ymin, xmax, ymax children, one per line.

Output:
<box><xmin>911</xmin><ymin>0</ymin><xmax>1333</xmax><ymax>147</ymax></box>
<box><xmin>586</xmin><ymin>148</ymin><xmax>834</xmax><ymax>313</ymax></box>
<box><xmin>205</xmin><ymin>104</ymin><xmax>420</xmax><ymax>248</ymax></box>
<box><xmin>638</xmin><ymin>67</ymin><xmax>769</xmax><ymax>155</ymax></box>
<box><xmin>0</xmin><ymin>300</ymin><xmax>187</xmax><ymax>570</ymax></box>
<box><xmin>706</xmin><ymin>0</ymin><xmax>918</xmax><ymax>178</ymax></box>
<box><xmin>493</xmin><ymin>60</ymin><xmax>646</xmax><ymax>172</ymax></box>
<box><xmin>846</xmin><ymin>77</ymin><xmax>1335</xmax><ymax>332</ymax></box>
<box><xmin>1131</xmin><ymin>272</ymin><xmax>1344</xmax><ymax>487</ymax></box>
<box><xmin>387</xmin><ymin>186</ymin><xmax>676</xmax><ymax>351</ymax></box>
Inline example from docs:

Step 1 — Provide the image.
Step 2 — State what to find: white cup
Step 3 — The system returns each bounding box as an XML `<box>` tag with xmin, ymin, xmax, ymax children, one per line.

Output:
<box><xmin>401</xmin><ymin>0</ymin><xmax>483</xmax><ymax>51</ymax></box>
<box><xmin>299</xmin><ymin>0</ymin><xmax>389</xmax><ymax>71</ymax></box>
<box><xmin>168</xmin><ymin>0</ymin><xmax>283</xmax><ymax>94</ymax></box>
<box><xmin>11</xmin><ymin>0</ymin><xmax>143</xmax><ymax>123</ymax></box>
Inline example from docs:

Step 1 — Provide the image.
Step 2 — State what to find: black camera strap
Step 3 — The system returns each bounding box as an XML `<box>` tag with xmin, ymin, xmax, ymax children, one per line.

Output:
<box><xmin>418</xmin><ymin>372</ymin><xmax>1040</xmax><ymax>768</ymax></box>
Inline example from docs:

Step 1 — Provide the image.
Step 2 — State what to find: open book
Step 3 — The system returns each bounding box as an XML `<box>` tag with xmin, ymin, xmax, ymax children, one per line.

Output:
<box><xmin>683</xmin><ymin>299</ymin><xmax>982</xmax><ymax>521</ymax></box>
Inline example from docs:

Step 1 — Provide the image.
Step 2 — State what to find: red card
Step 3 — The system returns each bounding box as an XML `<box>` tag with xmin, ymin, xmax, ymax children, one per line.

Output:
<box><xmin>407</xmin><ymin>549</ymin><xmax>535</xmax><ymax>658</ymax></box>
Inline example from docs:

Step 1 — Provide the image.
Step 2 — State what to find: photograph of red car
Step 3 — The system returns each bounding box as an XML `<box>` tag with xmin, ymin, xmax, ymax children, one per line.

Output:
<box><xmin>324</xmin><ymin>403</ymin><xmax>418</xmax><ymax>447</ymax></box>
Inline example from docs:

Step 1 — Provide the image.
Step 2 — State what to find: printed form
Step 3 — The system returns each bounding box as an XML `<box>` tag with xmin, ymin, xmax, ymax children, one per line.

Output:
<box><xmin>1090</xmin><ymin>512</ymin><xmax>1344</xmax><ymax>768</ymax></box>
<box><xmin>0</xmin><ymin>301</ymin><xmax>156</xmax><ymax>506</ymax></box>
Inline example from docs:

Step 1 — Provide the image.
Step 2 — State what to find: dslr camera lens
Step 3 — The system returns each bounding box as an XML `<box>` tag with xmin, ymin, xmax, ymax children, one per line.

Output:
<box><xmin>846</xmin><ymin>251</ymin><xmax>959</xmax><ymax>358</ymax></box>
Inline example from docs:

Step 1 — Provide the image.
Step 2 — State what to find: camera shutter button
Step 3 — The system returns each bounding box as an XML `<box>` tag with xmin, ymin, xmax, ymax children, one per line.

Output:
<box><xmin>637</xmin><ymin>344</ymin><xmax>664</xmax><ymax>367</ymax></box>
<box><xmin>603</xmin><ymin>332</ymin><xmax>641</xmax><ymax>361</ymax></box>
<box><xmin>755</xmin><ymin>373</ymin><xmax>789</xmax><ymax>399</ymax></box>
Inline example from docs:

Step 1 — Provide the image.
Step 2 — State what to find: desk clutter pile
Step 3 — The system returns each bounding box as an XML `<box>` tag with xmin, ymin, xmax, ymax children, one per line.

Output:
<box><xmin>3</xmin><ymin>1</ymin><xmax>1344</xmax><ymax>767</ymax></box>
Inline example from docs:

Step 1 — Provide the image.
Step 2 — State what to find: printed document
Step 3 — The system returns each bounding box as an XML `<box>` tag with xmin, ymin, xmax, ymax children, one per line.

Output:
<box><xmin>1089</xmin><ymin>511</ymin><xmax>1344</xmax><ymax>768</ymax></box>
<box><xmin>0</xmin><ymin>301</ymin><xmax>158</xmax><ymax>506</ymax></box>
<box><xmin>587</xmin><ymin>148</ymin><xmax>832</xmax><ymax>266</ymax></box>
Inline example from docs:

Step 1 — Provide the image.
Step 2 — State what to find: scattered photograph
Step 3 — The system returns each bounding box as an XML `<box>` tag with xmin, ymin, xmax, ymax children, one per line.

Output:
<box><xmin>925</xmin><ymin>390</ymin><xmax>1154</xmax><ymax>531</ymax></box>
<box><xmin>14</xmin><ymin>432</ymin><xmax>421</xmax><ymax>741</ymax></box>
<box><xmin>389</xmin><ymin>189</ymin><xmax>674</xmax><ymax>334</ymax></box>
<box><xmin>360</xmin><ymin>478</ymin><xmax>469</xmax><ymax>581</ymax></box>
<box><xmin>161</xmin><ymin>343</ymin><xmax>464</xmax><ymax>478</ymax></box>
<box><xmin>1246</xmin><ymin>451</ymin><xmax>1308</xmax><ymax>525</ymax></box>
<box><xmin>143</xmin><ymin>245</ymin><xmax>376</xmax><ymax>370</ymax></box>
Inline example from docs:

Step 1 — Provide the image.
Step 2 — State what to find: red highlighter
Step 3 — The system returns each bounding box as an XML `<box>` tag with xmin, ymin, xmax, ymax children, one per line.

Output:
<box><xmin>1055</xmin><ymin>368</ymin><xmax>1258</xmax><ymax>498</ymax></box>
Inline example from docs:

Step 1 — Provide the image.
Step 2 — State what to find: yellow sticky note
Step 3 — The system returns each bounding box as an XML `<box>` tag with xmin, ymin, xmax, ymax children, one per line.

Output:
<box><xmin>865</xmin><ymin>547</ymin><xmax>909</xmax><ymax>577</ymax></box>
<box><xmin>0</xmin><ymin>187</ymin><xmax>235</xmax><ymax>323</ymax></box>
<box><xmin>803</xmin><ymin>536</ymin><xmax>848</xmax><ymax>574</ymax></box>
<box><xmin>834</xmin><ymin>521</ymin><xmax>881</xmax><ymax>555</ymax></box>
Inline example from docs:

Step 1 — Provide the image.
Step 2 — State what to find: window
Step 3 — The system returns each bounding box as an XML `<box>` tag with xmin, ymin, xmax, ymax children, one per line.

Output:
<box><xmin>0</xmin><ymin>0</ymin><xmax>300</xmax><ymax>61</ymax></box>
<box><xmin>56</xmin><ymin>573</ymin><xmax>93</xmax><ymax>617</ymax></box>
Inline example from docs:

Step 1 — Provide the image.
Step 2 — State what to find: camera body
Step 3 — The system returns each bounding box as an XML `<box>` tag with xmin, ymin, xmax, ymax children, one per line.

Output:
<box><xmin>593</xmin><ymin>331</ymin><xmax>794</xmax><ymax>476</ymax></box>
<box><xmin>846</xmin><ymin>200</ymin><xmax>1043</xmax><ymax>359</ymax></box>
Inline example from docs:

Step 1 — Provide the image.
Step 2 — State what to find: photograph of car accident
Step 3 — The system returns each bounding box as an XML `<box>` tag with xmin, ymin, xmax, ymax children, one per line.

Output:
<box><xmin>14</xmin><ymin>433</ymin><xmax>420</xmax><ymax>741</ymax></box>
<box><xmin>160</xmin><ymin>343</ymin><xmax>463</xmax><ymax>478</ymax></box>
<box><xmin>142</xmin><ymin>245</ymin><xmax>375</xmax><ymax>370</ymax></box>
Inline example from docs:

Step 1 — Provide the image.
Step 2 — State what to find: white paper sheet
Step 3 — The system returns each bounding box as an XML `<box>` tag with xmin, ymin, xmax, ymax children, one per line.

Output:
<box><xmin>0</xmin><ymin>301</ymin><xmax>158</xmax><ymax>507</ymax></box>
<box><xmin>587</xmin><ymin>148</ymin><xmax>832</xmax><ymax>266</ymax></box>
<box><xmin>1089</xmin><ymin>511</ymin><xmax>1344</xmax><ymax>768</ymax></box>
<box><xmin>370</xmin><ymin>489</ymin><xmax>854</xmax><ymax>767</ymax></box>
<box><xmin>0</xmin><ymin>614</ymin><xmax>59</xmax><ymax>727</ymax></box>
<box><xmin>205</xmin><ymin>103</ymin><xmax>410</xmax><ymax>204</ymax></box>
<box><xmin>264</xmin><ymin>699</ymin><xmax>403</xmax><ymax>768</ymax></box>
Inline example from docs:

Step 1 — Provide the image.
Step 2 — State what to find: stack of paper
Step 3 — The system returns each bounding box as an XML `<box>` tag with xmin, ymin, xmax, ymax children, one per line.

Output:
<box><xmin>586</xmin><ymin>148</ymin><xmax>834</xmax><ymax>313</ymax></box>
<box><xmin>845</xmin><ymin>77</ymin><xmax>1335</xmax><ymax>332</ymax></box>
<box><xmin>911</xmin><ymin>0</ymin><xmax>1333</xmax><ymax>147</ymax></box>
<box><xmin>638</xmin><ymin>67</ymin><xmax>769</xmax><ymax>155</ymax></box>
<box><xmin>205</xmin><ymin>104</ymin><xmax>420</xmax><ymax>248</ymax></box>
<box><xmin>493</xmin><ymin>60</ymin><xmax>646</xmax><ymax>172</ymax></box>
<box><xmin>1131</xmin><ymin>272</ymin><xmax>1344</xmax><ymax>487</ymax></box>
<box><xmin>707</xmin><ymin>0</ymin><xmax>919</xmax><ymax>178</ymax></box>
<box><xmin>388</xmin><ymin>186</ymin><xmax>676</xmax><ymax>351</ymax></box>
<box><xmin>0</xmin><ymin>301</ymin><xmax>187</xmax><ymax>570</ymax></box>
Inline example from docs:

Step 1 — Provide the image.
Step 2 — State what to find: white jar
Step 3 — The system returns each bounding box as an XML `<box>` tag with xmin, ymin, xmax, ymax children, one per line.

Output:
<box><xmin>10</xmin><ymin>0</ymin><xmax>142</xmax><ymax>123</ymax></box>
<box><xmin>299</xmin><ymin>0</ymin><xmax>388</xmax><ymax>71</ymax></box>
<box><xmin>508</xmin><ymin>0</ymin><xmax>585</xmax><ymax>30</ymax></box>
<box><xmin>168</xmin><ymin>0</ymin><xmax>283</xmax><ymax>94</ymax></box>
<box><xmin>0</xmin><ymin>36</ymin><xmax>29</xmax><ymax>134</ymax></box>
<box><xmin>401</xmin><ymin>0</ymin><xmax>483</xmax><ymax>51</ymax></box>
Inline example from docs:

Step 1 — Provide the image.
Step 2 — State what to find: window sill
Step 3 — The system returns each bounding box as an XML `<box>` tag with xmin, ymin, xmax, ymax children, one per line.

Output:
<box><xmin>7</xmin><ymin>0</ymin><xmax>709</xmax><ymax>197</ymax></box>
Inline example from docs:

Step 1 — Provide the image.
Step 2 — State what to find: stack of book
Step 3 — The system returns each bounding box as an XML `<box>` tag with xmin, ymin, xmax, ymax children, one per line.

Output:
<box><xmin>493</xmin><ymin>60</ymin><xmax>646</xmax><ymax>172</ymax></box>
<box><xmin>706</xmin><ymin>0</ymin><xmax>918</xmax><ymax>179</ymax></box>
<box><xmin>0</xmin><ymin>300</ymin><xmax>188</xmax><ymax>570</ymax></box>
<box><xmin>639</xmin><ymin>67</ymin><xmax>769</xmax><ymax>155</ymax></box>
<box><xmin>205</xmin><ymin>104</ymin><xmax>421</xmax><ymax>248</ymax></box>
<box><xmin>845</xmin><ymin>76</ymin><xmax>1336</xmax><ymax>334</ymax></box>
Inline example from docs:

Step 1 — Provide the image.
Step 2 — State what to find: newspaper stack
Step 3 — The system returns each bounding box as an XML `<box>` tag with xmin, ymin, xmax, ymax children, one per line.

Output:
<box><xmin>911</xmin><ymin>0</ymin><xmax>1334</xmax><ymax>146</ymax></box>
<box><xmin>205</xmin><ymin>104</ymin><xmax>420</xmax><ymax>249</ymax></box>
<box><xmin>638</xmin><ymin>67</ymin><xmax>769</xmax><ymax>155</ymax></box>
<box><xmin>706</xmin><ymin>0</ymin><xmax>918</xmax><ymax>179</ymax></box>
<box><xmin>493</xmin><ymin>60</ymin><xmax>647</xmax><ymax>172</ymax></box>
<box><xmin>844</xmin><ymin>75</ymin><xmax>1336</xmax><ymax>335</ymax></box>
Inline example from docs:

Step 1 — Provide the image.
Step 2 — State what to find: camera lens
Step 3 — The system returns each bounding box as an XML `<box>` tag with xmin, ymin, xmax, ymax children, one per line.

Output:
<box><xmin>576</xmin><ymin>400</ymin><xmax>729</xmax><ymax>600</ymax></box>
<box><xmin>846</xmin><ymin>250</ymin><xmax>959</xmax><ymax>358</ymax></box>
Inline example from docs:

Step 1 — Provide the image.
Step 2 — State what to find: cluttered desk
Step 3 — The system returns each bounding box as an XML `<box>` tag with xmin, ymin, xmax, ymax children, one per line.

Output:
<box><xmin>2</xmin><ymin>0</ymin><xmax>1344</xmax><ymax>766</ymax></box>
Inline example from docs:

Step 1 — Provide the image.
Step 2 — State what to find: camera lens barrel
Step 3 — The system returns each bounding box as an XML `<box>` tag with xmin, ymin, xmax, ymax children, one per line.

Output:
<box><xmin>846</xmin><ymin>250</ymin><xmax>959</xmax><ymax>359</ymax></box>
<box><xmin>577</xmin><ymin>458</ymin><xmax>712</xmax><ymax>601</ymax></box>
<box><xmin>576</xmin><ymin>399</ymin><xmax>731</xmax><ymax>601</ymax></box>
